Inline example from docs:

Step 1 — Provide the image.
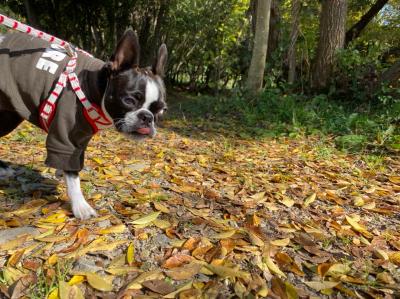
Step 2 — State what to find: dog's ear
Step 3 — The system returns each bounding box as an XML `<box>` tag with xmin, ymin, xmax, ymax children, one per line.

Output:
<box><xmin>152</xmin><ymin>44</ymin><xmax>168</xmax><ymax>77</ymax></box>
<box><xmin>110</xmin><ymin>30</ymin><xmax>140</xmax><ymax>72</ymax></box>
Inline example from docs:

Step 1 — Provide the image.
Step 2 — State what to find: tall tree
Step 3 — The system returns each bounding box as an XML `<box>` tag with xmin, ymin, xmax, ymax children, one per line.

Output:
<box><xmin>345</xmin><ymin>0</ymin><xmax>389</xmax><ymax>46</ymax></box>
<box><xmin>287</xmin><ymin>0</ymin><xmax>301</xmax><ymax>84</ymax></box>
<box><xmin>266</xmin><ymin>0</ymin><xmax>281</xmax><ymax>63</ymax></box>
<box><xmin>311</xmin><ymin>0</ymin><xmax>347</xmax><ymax>90</ymax></box>
<box><xmin>246</xmin><ymin>0</ymin><xmax>272</xmax><ymax>93</ymax></box>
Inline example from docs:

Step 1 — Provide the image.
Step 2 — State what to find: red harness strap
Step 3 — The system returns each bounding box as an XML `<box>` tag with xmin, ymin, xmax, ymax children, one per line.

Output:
<box><xmin>0</xmin><ymin>14</ymin><xmax>113</xmax><ymax>133</ymax></box>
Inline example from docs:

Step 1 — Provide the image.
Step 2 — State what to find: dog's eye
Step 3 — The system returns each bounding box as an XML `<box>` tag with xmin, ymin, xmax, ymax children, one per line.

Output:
<box><xmin>122</xmin><ymin>96</ymin><xmax>138</xmax><ymax>107</ymax></box>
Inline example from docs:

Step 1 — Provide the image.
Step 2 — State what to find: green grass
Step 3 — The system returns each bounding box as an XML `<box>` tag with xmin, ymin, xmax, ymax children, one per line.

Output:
<box><xmin>167</xmin><ymin>89</ymin><xmax>400</xmax><ymax>153</ymax></box>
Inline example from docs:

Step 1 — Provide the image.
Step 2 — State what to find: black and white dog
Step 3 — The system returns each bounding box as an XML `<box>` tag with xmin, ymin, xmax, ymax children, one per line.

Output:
<box><xmin>0</xmin><ymin>30</ymin><xmax>167</xmax><ymax>219</ymax></box>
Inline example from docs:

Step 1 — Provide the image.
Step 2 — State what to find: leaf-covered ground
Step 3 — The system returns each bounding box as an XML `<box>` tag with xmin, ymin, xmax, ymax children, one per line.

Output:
<box><xmin>0</xmin><ymin>107</ymin><xmax>399</xmax><ymax>299</ymax></box>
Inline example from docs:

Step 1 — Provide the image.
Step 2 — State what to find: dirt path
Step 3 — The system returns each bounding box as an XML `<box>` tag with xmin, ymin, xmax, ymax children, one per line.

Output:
<box><xmin>0</xmin><ymin>117</ymin><xmax>399</xmax><ymax>298</ymax></box>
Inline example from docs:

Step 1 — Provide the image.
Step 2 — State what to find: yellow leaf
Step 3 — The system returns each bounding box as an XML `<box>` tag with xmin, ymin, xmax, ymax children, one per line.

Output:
<box><xmin>92</xmin><ymin>157</ymin><xmax>105</xmax><ymax>165</ymax></box>
<box><xmin>68</xmin><ymin>275</ymin><xmax>85</xmax><ymax>286</ymax></box>
<box><xmin>0</xmin><ymin>235</ymin><xmax>29</xmax><ymax>250</ymax></box>
<box><xmin>374</xmin><ymin>249</ymin><xmax>389</xmax><ymax>261</ymax></box>
<box><xmin>98</xmin><ymin>224</ymin><xmax>126</xmax><ymax>235</ymax></box>
<box><xmin>390</xmin><ymin>252</ymin><xmax>400</xmax><ymax>265</ymax></box>
<box><xmin>127</xmin><ymin>242</ymin><xmax>135</xmax><ymax>265</ymax></box>
<box><xmin>85</xmin><ymin>272</ymin><xmax>114</xmax><ymax>292</ymax></box>
<box><xmin>59</xmin><ymin>281</ymin><xmax>72</xmax><ymax>299</ymax></box>
<box><xmin>270</xmin><ymin>238</ymin><xmax>291</xmax><ymax>247</ymax></box>
<box><xmin>153</xmin><ymin>219</ymin><xmax>171</xmax><ymax>229</ymax></box>
<box><xmin>40</xmin><ymin>212</ymin><xmax>67</xmax><ymax>224</ymax></box>
<box><xmin>131</xmin><ymin>211</ymin><xmax>161</xmax><ymax>225</ymax></box>
<box><xmin>304</xmin><ymin>193</ymin><xmax>316</xmax><ymax>207</ymax></box>
<box><xmin>345</xmin><ymin>215</ymin><xmax>373</xmax><ymax>238</ymax></box>
<box><xmin>47</xmin><ymin>254</ymin><xmax>58</xmax><ymax>266</ymax></box>
<box><xmin>388</xmin><ymin>176</ymin><xmax>400</xmax><ymax>184</ymax></box>
<box><xmin>281</xmin><ymin>196</ymin><xmax>295</xmax><ymax>207</ymax></box>
<box><xmin>304</xmin><ymin>281</ymin><xmax>339</xmax><ymax>291</ymax></box>
<box><xmin>154</xmin><ymin>202</ymin><xmax>170</xmax><ymax>213</ymax></box>
<box><xmin>204</xmin><ymin>264</ymin><xmax>251</xmax><ymax>280</ymax></box>
<box><xmin>210</xmin><ymin>230</ymin><xmax>236</xmax><ymax>239</ymax></box>
<box><xmin>247</xmin><ymin>230</ymin><xmax>265</xmax><ymax>247</ymax></box>
<box><xmin>265</xmin><ymin>255</ymin><xmax>286</xmax><ymax>278</ymax></box>
<box><xmin>47</xmin><ymin>288</ymin><xmax>59</xmax><ymax>299</ymax></box>
<box><xmin>326</xmin><ymin>263</ymin><xmax>351</xmax><ymax>277</ymax></box>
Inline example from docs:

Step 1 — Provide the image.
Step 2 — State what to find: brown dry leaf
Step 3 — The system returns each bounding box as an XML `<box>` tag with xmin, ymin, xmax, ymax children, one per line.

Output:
<box><xmin>7</xmin><ymin>250</ymin><xmax>25</xmax><ymax>267</ymax></box>
<box><xmin>210</xmin><ymin>230</ymin><xmax>236</xmax><ymax>239</ymax></box>
<box><xmin>163</xmin><ymin>254</ymin><xmax>193</xmax><ymax>269</ymax></box>
<box><xmin>153</xmin><ymin>202</ymin><xmax>170</xmax><ymax>213</ymax></box>
<box><xmin>163</xmin><ymin>281</ymin><xmax>193</xmax><ymax>299</ymax></box>
<box><xmin>165</xmin><ymin>262</ymin><xmax>202</xmax><ymax>280</ymax></box>
<box><xmin>142</xmin><ymin>279</ymin><xmax>175</xmax><ymax>295</ymax></box>
<box><xmin>127</xmin><ymin>270</ymin><xmax>164</xmax><ymax>290</ymax></box>
<box><xmin>8</xmin><ymin>274</ymin><xmax>36</xmax><ymax>299</ymax></box>
<box><xmin>304</xmin><ymin>281</ymin><xmax>339</xmax><ymax>291</ymax></box>
<box><xmin>204</xmin><ymin>263</ymin><xmax>251</xmax><ymax>280</ymax></box>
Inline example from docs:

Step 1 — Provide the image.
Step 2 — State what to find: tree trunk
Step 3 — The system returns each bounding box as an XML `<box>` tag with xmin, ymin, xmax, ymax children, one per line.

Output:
<box><xmin>287</xmin><ymin>0</ymin><xmax>301</xmax><ymax>84</ymax></box>
<box><xmin>311</xmin><ymin>0</ymin><xmax>347</xmax><ymax>90</ymax></box>
<box><xmin>345</xmin><ymin>0</ymin><xmax>389</xmax><ymax>46</ymax></box>
<box><xmin>246</xmin><ymin>0</ymin><xmax>272</xmax><ymax>94</ymax></box>
<box><xmin>266</xmin><ymin>0</ymin><xmax>281</xmax><ymax>63</ymax></box>
<box><xmin>23</xmin><ymin>0</ymin><xmax>40</xmax><ymax>29</ymax></box>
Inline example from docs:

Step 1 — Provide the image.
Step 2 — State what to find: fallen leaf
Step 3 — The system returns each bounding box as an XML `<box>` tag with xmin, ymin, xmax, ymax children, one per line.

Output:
<box><xmin>131</xmin><ymin>211</ymin><xmax>161</xmax><ymax>225</ymax></box>
<box><xmin>345</xmin><ymin>215</ymin><xmax>373</xmax><ymax>238</ymax></box>
<box><xmin>304</xmin><ymin>193</ymin><xmax>317</xmax><ymax>207</ymax></box>
<box><xmin>127</xmin><ymin>242</ymin><xmax>135</xmax><ymax>265</ymax></box>
<box><xmin>142</xmin><ymin>279</ymin><xmax>175</xmax><ymax>295</ymax></box>
<box><xmin>85</xmin><ymin>272</ymin><xmax>114</xmax><ymax>292</ymax></box>
<box><xmin>304</xmin><ymin>281</ymin><xmax>339</xmax><ymax>291</ymax></box>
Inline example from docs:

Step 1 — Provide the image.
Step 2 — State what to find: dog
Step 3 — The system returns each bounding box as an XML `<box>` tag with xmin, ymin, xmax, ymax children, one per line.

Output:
<box><xmin>0</xmin><ymin>30</ymin><xmax>167</xmax><ymax>219</ymax></box>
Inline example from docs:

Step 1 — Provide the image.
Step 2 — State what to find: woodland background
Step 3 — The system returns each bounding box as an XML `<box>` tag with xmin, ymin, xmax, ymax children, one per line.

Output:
<box><xmin>0</xmin><ymin>1</ymin><xmax>400</xmax><ymax>298</ymax></box>
<box><xmin>1</xmin><ymin>0</ymin><xmax>399</xmax><ymax>151</ymax></box>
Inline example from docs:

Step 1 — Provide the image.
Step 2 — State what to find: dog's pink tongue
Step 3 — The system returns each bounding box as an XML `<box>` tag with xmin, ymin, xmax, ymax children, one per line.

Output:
<box><xmin>136</xmin><ymin>127</ymin><xmax>151</xmax><ymax>135</ymax></box>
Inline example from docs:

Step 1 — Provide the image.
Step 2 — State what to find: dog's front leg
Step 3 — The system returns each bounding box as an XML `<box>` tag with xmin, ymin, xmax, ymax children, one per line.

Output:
<box><xmin>64</xmin><ymin>171</ymin><xmax>97</xmax><ymax>220</ymax></box>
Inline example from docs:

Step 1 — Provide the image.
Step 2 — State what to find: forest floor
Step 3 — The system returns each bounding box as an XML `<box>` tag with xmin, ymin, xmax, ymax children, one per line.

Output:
<box><xmin>0</xmin><ymin>98</ymin><xmax>399</xmax><ymax>299</ymax></box>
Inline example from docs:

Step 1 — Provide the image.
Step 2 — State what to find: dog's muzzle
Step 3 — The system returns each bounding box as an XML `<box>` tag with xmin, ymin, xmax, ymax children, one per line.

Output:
<box><xmin>135</xmin><ymin>110</ymin><xmax>154</xmax><ymax>135</ymax></box>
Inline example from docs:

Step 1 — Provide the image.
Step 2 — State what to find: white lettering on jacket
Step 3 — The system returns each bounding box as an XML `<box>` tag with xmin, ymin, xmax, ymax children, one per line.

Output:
<box><xmin>36</xmin><ymin>44</ymin><xmax>67</xmax><ymax>74</ymax></box>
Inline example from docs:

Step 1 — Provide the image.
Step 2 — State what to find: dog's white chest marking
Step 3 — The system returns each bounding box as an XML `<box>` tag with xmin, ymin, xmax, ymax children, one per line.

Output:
<box><xmin>144</xmin><ymin>80</ymin><xmax>159</xmax><ymax>109</ymax></box>
<box><xmin>36</xmin><ymin>44</ymin><xmax>67</xmax><ymax>74</ymax></box>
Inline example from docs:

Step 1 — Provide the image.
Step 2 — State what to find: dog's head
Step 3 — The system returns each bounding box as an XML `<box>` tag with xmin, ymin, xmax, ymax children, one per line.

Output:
<box><xmin>102</xmin><ymin>30</ymin><xmax>167</xmax><ymax>139</ymax></box>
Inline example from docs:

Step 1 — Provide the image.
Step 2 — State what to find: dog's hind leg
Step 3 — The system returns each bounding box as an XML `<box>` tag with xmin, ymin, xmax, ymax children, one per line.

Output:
<box><xmin>0</xmin><ymin>110</ymin><xmax>23</xmax><ymax>178</ymax></box>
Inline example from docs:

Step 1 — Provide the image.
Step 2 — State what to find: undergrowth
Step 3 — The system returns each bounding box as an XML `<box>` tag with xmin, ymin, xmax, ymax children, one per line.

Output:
<box><xmin>167</xmin><ymin>87</ymin><xmax>400</xmax><ymax>153</ymax></box>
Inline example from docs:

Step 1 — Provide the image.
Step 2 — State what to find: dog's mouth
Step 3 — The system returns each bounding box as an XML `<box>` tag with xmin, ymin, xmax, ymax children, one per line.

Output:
<box><xmin>135</xmin><ymin>127</ymin><xmax>152</xmax><ymax>135</ymax></box>
<box><xmin>127</xmin><ymin>125</ymin><xmax>156</xmax><ymax>139</ymax></box>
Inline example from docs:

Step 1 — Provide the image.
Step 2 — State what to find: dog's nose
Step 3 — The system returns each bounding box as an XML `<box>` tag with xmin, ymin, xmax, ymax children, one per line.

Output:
<box><xmin>138</xmin><ymin>111</ymin><xmax>154</xmax><ymax>126</ymax></box>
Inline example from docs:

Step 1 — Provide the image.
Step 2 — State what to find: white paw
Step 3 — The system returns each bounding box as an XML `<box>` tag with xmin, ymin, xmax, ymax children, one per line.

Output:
<box><xmin>71</xmin><ymin>197</ymin><xmax>97</xmax><ymax>220</ymax></box>
<box><xmin>0</xmin><ymin>167</ymin><xmax>15</xmax><ymax>179</ymax></box>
